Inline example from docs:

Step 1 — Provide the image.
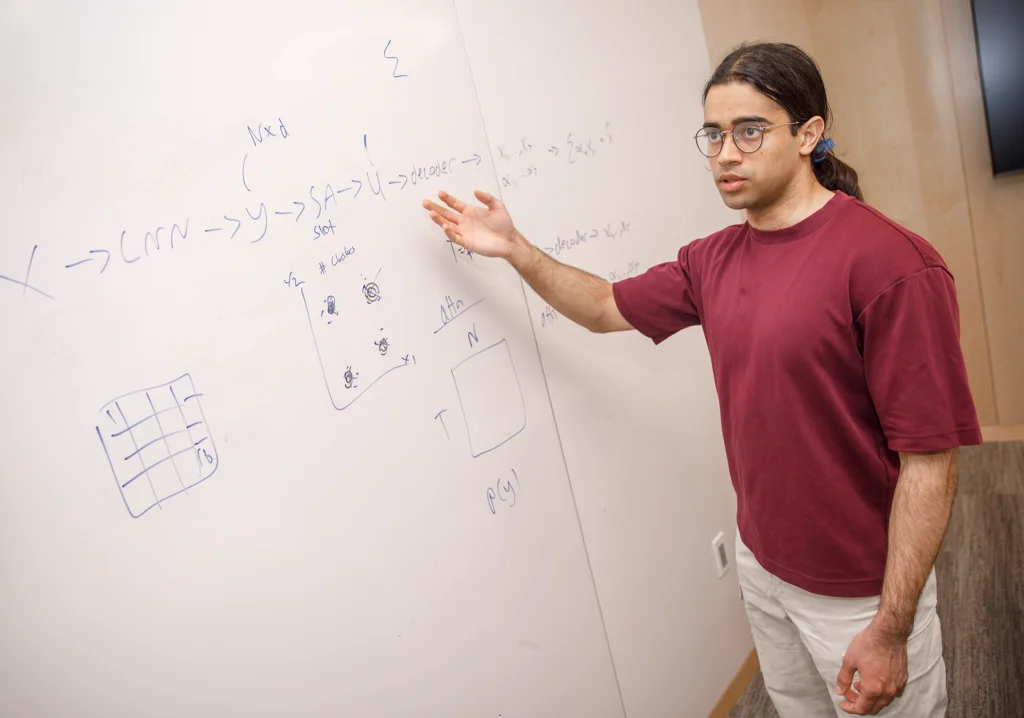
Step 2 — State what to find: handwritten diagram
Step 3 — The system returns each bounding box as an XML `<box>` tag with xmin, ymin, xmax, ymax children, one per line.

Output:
<box><xmin>60</xmin><ymin>123</ymin><xmax>485</xmax><ymax>282</ymax></box>
<box><xmin>487</xmin><ymin>468</ymin><xmax>521</xmax><ymax>515</ymax></box>
<box><xmin>452</xmin><ymin>339</ymin><xmax>526</xmax><ymax>458</ymax></box>
<box><xmin>1</xmin><ymin>244</ymin><xmax>54</xmax><ymax>301</ymax></box>
<box><xmin>95</xmin><ymin>374</ymin><xmax>219</xmax><ymax>518</ymax></box>
<box><xmin>299</xmin><ymin>279</ymin><xmax>414</xmax><ymax>411</ymax></box>
<box><xmin>46</xmin><ymin>80</ymin><xmax>570</xmax><ymax>474</ymax></box>
<box><xmin>383</xmin><ymin>39</ymin><xmax>409</xmax><ymax>79</ymax></box>
<box><xmin>542</xmin><ymin>219</ymin><xmax>631</xmax><ymax>257</ymax></box>
<box><xmin>494</xmin><ymin>122</ymin><xmax>614</xmax><ymax>190</ymax></box>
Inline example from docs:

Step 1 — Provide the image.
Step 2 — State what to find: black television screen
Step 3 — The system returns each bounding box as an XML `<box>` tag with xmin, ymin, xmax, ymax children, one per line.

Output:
<box><xmin>971</xmin><ymin>0</ymin><xmax>1024</xmax><ymax>176</ymax></box>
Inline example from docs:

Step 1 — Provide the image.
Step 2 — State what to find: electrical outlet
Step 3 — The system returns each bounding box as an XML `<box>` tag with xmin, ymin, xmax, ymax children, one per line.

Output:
<box><xmin>711</xmin><ymin>531</ymin><xmax>729</xmax><ymax>578</ymax></box>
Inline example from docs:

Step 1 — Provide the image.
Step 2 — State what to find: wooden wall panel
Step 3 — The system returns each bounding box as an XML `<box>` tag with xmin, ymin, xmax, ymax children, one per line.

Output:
<box><xmin>697</xmin><ymin>0</ymin><xmax>1005</xmax><ymax>426</ymax></box>
<box><xmin>885</xmin><ymin>0</ymin><xmax>998</xmax><ymax>425</ymax></box>
<box><xmin>697</xmin><ymin>0</ymin><xmax>811</xmax><ymax>61</ymax></box>
<box><xmin>941</xmin><ymin>0</ymin><xmax>1024</xmax><ymax>426</ymax></box>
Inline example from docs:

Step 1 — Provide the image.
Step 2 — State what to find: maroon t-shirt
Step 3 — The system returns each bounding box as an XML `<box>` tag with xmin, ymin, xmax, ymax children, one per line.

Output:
<box><xmin>612</xmin><ymin>190</ymin><xmax>983</xmax><ymax>597</ymax></box>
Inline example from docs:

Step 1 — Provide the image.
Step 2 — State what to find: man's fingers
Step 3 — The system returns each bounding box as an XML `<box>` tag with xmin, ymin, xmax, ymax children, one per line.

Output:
<box><xmin>872</xmin><ymin>694</ymin><xmax>896</xmax><ymax>714</ymax></box>
<box><xmin>473</xmin><ymin>189</ymin><xmax>503</xmax><ymax>210</ymax></box>
<box><xmin>422</xmin><ymin>201</ymin><xmax>463</xmax><ymax>244</ymax></box>
<box><xmin>869</xmin><ymin>682</ymin><xmax>902</xmax><ymax>714</ymax></box>
<box><xmin>840</xmin><ymin>684</ymin><xmax>891</xmax><ymax>716</ymax></box>
<box><xmin>425</xmin><ymin>204</ymin><xmax>459</xmax><ymax>227</ymax></box>
<box><xmin>839</xmin><ymin>692</ymin><xmax>877</xmax><ymax>716</ymax></box>
<box><xmin>437</xmin><ymin>191</ymin><xmax>468</xmax><ymax>213</ymax></box>
<box><xmin>835</xmin><ymin>658</ymin><xmax>856</xmax><ymax>696</ymax></box>
<box><xmin>840</xmin><ymin>698</ymin><xmax>867</xmax><ymax>715</ymax></box>
<box><xmin>426</xmin><ymin>211</ymin><xmax>450</xmax><ymax>231</ymax></box>
<box><xmin>422</xmin><ymin>199</ymin><xmax>454</xmax><ymax>219</ymax></box>
<box><xmin>442</xmin><ymin>223</ymin><xmax>463</xmax><ymax>244</ymax></box>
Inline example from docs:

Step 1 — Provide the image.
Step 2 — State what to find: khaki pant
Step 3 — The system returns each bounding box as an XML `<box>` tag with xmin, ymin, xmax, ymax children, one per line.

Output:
<box><xmin>736</xmin><ymin>530</ymin><xmax>947</xmax><ymax>717</ymax></box>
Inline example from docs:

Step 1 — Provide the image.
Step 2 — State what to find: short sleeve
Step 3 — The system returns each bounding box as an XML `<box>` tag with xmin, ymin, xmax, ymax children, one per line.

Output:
<box><xmin>611</xmin><ymin>243</ymin><xmax>702</xmax><ymax>344</ymax></box>
<box><xmin>857</xmin><ymin>266</ymin><xmax>983</xmax><ymax>452</ymax></box>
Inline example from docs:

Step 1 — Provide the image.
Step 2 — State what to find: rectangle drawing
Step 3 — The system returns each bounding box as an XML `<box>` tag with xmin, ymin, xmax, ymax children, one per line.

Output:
<box><xmin>451</xmin><ymin>339</ymin><xmax>526</xmax><ymax>458</ymax></box>
<box><xmin>96</xmin><ymin>373</ymin><xmax>219</xmax><ymax>518</ymax></box>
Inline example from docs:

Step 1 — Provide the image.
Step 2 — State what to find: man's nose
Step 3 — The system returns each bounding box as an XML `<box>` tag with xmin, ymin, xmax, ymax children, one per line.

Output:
<box><xmin>717</xmin><ymin>133</ymin><xmax>743</xmax><ymax>164</ymax></box>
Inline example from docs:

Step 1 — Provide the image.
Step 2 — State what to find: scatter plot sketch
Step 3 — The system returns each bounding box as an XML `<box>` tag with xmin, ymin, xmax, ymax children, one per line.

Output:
<box><xmin>452</xmin><ymin>339</ymin><xmax>526</xmax><ymax>458</ymax></box>
<box><xmin>96</xmin><ymin>373</ymin><xmax>219</xmax><ymax>518</ymax></box>
<box><xmin>300</xmin><ymin>284</ymin><xmax>411</xmax><ymax>412</ymax></box>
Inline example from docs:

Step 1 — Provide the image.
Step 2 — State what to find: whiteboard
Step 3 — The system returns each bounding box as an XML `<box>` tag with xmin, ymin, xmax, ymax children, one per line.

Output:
<box><xmin>0</xmin><ymin>1</ymin><xmax>748</xmax><ymax>716</ymax></box>
<box><xmin>452</xmin><ymin>4</ymin><xmax>751</xmax><ymax>716</ymax></box>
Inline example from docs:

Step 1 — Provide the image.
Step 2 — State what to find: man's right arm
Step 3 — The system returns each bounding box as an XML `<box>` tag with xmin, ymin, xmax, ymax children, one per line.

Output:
<box><xmin>506</xmin><ymin>229</ymin><xmax>634</xmax><ymax>334</ymax></box>
<box><xmin>422</xmin><ymin>189</ymin><xmax>634</xmax><ymax>335</ymax></box>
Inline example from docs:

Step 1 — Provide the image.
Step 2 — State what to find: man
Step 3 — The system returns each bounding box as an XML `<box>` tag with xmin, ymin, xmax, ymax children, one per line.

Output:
<box><xmin>422</xmin><ymin>42</ymin><xmax>981</xmax><ymax>716</ymax></box>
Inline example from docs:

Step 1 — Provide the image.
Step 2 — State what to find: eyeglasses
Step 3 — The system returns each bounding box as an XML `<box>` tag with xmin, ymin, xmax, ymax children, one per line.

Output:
<box><xmin>695</xmin><ymin>121</ymin><xmax>800</xmax><ymax>157</ymax></box>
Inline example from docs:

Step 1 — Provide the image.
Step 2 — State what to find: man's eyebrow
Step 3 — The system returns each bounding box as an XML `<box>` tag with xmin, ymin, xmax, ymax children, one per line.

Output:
<box><xmin>702</xmin><ymin>115</ymin><xmax>772</xmax><ymax>129</ymax></box>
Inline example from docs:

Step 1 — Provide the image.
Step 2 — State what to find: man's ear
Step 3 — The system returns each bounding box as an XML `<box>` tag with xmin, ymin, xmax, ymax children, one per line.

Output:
<box><xmin>798</xmin><ymin>116</ymin><xmax>826</xmax><ymax>159</ymax></box>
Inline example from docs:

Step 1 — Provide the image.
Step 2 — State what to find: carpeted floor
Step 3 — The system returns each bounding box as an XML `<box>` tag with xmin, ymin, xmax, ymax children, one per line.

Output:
<box><xmin>729</xmin><ymin>441</ymin><xmax>1024</xmax><ymax>718</ymax></box>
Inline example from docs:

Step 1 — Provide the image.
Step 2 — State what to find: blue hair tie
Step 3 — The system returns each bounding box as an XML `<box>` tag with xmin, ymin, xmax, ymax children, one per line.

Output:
<box><xmin>813</xmin><ymin>138</ymin><xmax>835</xmax><ymax>163</ymax></box>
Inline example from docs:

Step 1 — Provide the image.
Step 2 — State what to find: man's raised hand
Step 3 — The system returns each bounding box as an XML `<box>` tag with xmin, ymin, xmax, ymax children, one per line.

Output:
<box><xmin>422</xmin><ymin>190</ymin><xmax>518</xmax><ymax>260</ymax></box>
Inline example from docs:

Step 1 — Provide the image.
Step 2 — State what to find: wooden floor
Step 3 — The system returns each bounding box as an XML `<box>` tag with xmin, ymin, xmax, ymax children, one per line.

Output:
<box><xmin>729</xmin><ymin>441</ymin><xmax>1024</xmax><ymax>718</ymax></box>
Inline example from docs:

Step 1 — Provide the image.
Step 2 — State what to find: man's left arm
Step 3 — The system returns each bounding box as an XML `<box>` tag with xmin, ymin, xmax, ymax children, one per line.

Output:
<box><xmin>834</xmin><ymin>448</ymin><xmax>959</xmax><ymax>714</ymax></box>
<box><xmin>878</xmin><ymin>449</ymin><xmax>959</xmax><ymax>638</ymax></box>
<box><xmin>846</xmin><ymin>264</ymin><xmax>983</xmax><ymax>714</ymax></box>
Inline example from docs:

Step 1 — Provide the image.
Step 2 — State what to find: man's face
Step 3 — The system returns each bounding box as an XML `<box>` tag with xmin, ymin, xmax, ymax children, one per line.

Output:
<box><xmin>702</xmin><ymin>82</ymin><xmax>804</xmax><ymax>212</ymax></box>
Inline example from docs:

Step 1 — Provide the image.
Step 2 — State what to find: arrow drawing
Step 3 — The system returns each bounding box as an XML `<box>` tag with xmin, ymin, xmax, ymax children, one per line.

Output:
<box><xmin>351</xmin><ymin>179</ymin><xmax>362</xmax><ymax>198</ymax></box>
<box><xmin>65</xmin><ymin>249</ymin><xmax>110</xmax><ymax>273</ymax></box>
<box><xmin>92</xmin><ymin>248</ymin><xmax>111</xmax><ymax>273</ymax></box>
<box><xmin>548</xmin><ymin>146</ymin><xmax>559</xmax><ymax>156</ymax></box>
<box><xmin>274</xmin><ymin>202</ymin><xmax>305</xmax><ymax>219</ymax></box>
<box><xmin>224</xmin><ymin>215</ymin><xmax>241</xmax><ymax>239</ymax></box>
<box><xmin>462</xmin><ymin>154</ymin><xmax>482</xmax><ymax>166</ymax></box>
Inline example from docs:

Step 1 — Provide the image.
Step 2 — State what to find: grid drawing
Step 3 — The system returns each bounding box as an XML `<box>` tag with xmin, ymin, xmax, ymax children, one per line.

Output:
<box><xmin>96</xmin><ymin>373</ymin><xmax>219</xmax><ymax>518</ymax></box>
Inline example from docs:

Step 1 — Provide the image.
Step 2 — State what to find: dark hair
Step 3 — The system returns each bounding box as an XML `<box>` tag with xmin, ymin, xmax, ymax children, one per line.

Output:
<box><xmin>702</xmin><ymin>42</ymin><xmax>863</xmax><ymax>201</ymax></box>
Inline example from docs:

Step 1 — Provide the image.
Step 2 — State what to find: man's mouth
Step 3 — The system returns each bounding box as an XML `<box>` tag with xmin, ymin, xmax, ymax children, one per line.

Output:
<box><xmin>718</xmin><ymin>174</ymin><xmax>746</xmax><ymax>191</ymax></box>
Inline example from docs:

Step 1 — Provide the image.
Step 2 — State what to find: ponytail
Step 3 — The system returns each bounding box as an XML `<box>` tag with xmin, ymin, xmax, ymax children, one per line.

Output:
<box><xmin>812</xmin><ymin>141</ymin><xmax>864</xmax><ymax>201</ymax></box>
